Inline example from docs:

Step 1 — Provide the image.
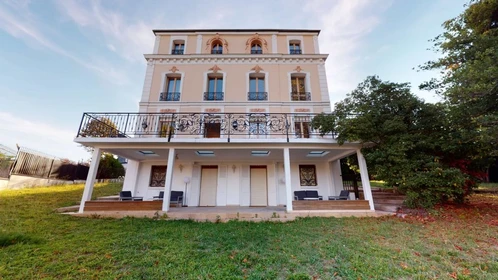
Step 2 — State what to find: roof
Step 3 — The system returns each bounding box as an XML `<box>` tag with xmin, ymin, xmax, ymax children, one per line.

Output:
<box><xmin>153</xmin><ymin>29</ymin><xmax>320</xmax><ymax>35</ymax></box>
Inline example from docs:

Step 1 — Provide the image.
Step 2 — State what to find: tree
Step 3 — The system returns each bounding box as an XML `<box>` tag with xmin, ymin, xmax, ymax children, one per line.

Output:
<box><xmin>420</xmin><ymin>0</ymin><xmax>498</xmax><ymax>161</ymax></box>
<box><xmin>79</xmin><ymin>117</ymin><xmax>119</xmax><ymax>138</ymax></box>
<box><xmin>97</xmin><ymin>153</ymin><xmax>125</xmax><ymax>179</ymax></box>
<box><xmin>312</xmin><ymin>76</ymin><xmax>471</xmax><ymax>208</ymax></box>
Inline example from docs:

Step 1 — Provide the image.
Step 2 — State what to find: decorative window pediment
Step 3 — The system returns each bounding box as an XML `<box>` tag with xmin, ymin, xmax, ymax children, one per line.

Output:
<box><xmin>246</xmin><ymin>33</ymin><xmax>268</xmax><ymax>53</ymax></box>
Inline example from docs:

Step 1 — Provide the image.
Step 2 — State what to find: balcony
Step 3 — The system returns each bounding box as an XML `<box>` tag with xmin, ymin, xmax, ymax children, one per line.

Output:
<box><xmin>290</xmin><ymin>92</ymin><xmax>311</xmax><ymax>101</ymax></box>
<box><xmin>290</xmin><ymin>50</ymin><xmax>302</xmax><ymax>55</ymax></box>
<box><xmin>248</xmin><ymin>92</ymin><xmax>268</xmax><ymax>101</ymax></box>
<box><xmin>171</xmin><ymin>49</ymin><xmax>184</xmax><ymax>55</ymax></box>
<box><xmin>160</xmin><ymin>92</ymin><xmax>181</xmax><ymax>101</ymax></box>
<box><xmin>203</xmin><ymin>92</ymin><xmax>224</xmax><ymax>101</ymax></box>
<box><xmin>251</xmin><ymin>50</ymin><xmax>263</xmax><ymax>54</ymax></box>
<box><xmin>211</xmin><ymin>50</ymin><xmax>223</xmax><ymax>54</ymax></box>
<box><xmin>76</xmin><ymin>112</ymin><xmax>337</xmax><ymax>142</ymax></box>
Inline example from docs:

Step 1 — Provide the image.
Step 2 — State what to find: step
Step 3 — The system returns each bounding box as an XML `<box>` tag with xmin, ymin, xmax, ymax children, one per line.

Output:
<box><xmin>374</xmin><ymin>204</ymin><xmax>401</xmax><ymax>212</ymax></box>
<box><xmin>96</xmin><ymin>195</ymin><xmax>119</xmax><ymax>201</ymax></box>
<box><xmin>373</xmin><ymin>199</ymin><xmax>405</xmax><ymax>204</ymax></box>
<box><xmin>55</xmin><ymin>205</ymin><xmax>80</xmax><ymax>213</ymax></box>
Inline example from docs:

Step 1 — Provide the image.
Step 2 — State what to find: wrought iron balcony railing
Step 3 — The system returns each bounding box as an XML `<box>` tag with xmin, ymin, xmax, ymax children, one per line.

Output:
<box><xmin>160</xmin><ymin>92</ymin><xmax>181</xmax><ymax>101</ymax></box>
<box><xmin>251</xmin><ymin>50</ymin><xmax>263</xmax><ymax>54</ymax></box>
<box><xmin>76</xmin><ymin>112</ymin><xmax>337</xmax><ymax>142</ymax></box>
<box><xmin>290</xmin><ymin>49</ymin><xmax>302</xmax><ymax>54</ymax></box>
<box><xmin>290</xmin><ymin>92</ymin><xmax>311</xmax><ymax>101</ymax></box>
<box><xmin>248</xmin><ymin>92</ymin><xmax>268</xmax><ymax>101</ymax></box>
<box><xmin>211</xmin><ymin>50</ymin><xmax>223</xmax><ymax>54</ymax></box>
<box><xmin>203</xmin><ymin>92</ymin><xmax>224</xmax><ymax>101</ymax></box>
<box><xmin>171</xmin><ymin>49</ymin><xmax>184</xmax><ymax>55</ymax></box>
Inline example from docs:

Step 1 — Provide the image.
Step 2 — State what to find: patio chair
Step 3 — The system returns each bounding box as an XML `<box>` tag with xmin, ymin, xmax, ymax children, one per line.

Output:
<box><xmin>119</xmin><ymin>191</ymin><xmax>143</xmax><ymax>201</ymax></box>
<box><xmin>305</xmin><ymin>190</ymin><xmax>323</xmax><ymax>200</ymax></box>
<box><xmin>170</xmin><ymin>191</ymin><xmax>184</xmax><ymax>207</ymax></box>
<box><xmin>119</xmin><ymin>191</ymin><xmax>133</xmax><ymax>201</ymax></box>
<box><xmin>153</xmin><ymin>191</ymin><xmax>164</xmax><ymax>201</ymax></box>
<box><xmin>328</xmin><ymin>190</ymin><xmax>350</xmax><ymax>200</ymax></box>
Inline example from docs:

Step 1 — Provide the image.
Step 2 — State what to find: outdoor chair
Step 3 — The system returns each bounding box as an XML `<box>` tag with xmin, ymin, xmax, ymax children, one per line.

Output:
<box><xmin>119</xmin><ymin>191</ymin><xmax>143</xmax><ymax>201</ymax></box>
<box><xmin>153</xmin><ymin>191</ymin><xmax>164</xmax><ymax>201</ymax></box>
<box><xmin>328</xmin><ymin>190</ymin><xmax>350</xmax><ymax>200</ymax></box>
<box><xmin>170</xmin><ymin>191</ymin><xmax>184</xmax><ymax>207</ymax></box>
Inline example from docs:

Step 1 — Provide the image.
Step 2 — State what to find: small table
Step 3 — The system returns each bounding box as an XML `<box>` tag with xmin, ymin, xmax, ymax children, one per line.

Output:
<box><xmin>303</xmin><ymin>197</ymin><xmax>319</xmax><ymax>200</ymax></box>
<box><xmin>132</xmin><ymin>197</ymin><xmax>143</xmax><ymax>201</ymax></box>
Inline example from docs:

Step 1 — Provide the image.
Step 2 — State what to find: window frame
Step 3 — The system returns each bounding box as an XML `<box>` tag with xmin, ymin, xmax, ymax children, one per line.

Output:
<box><xmin>211</xmin><ymin>41</ymin><xmax>223</xmax><ymax>54</ymax></box>
<box><xmin>204</xmin><ymin>73</ymin><xmax>225</xmax><ymax>101</ymax></box>
<box><xmin>289</xmin><ymin>72</ymin><xmax>311</xmax><ymax>101</ymax></box>
<box><xmin>160</xmin><ymin>72</ymin><xmax>183</xmax><ymax>101</ymax></box>
<box><xmin>250</xmin><ymin>41</ymin><xmax>263</xmax><ymax>54</ymax></box>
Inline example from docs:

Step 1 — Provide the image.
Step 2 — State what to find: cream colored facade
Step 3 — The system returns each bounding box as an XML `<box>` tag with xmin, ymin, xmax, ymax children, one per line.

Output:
<box><xmin>75</xmin><ymin>29</ymin><xmax>375</xmax><ymax>215</ymax></box>
<box><xmin>140</xmin><ymin>29</ymin><xmax>331</xmax><ymax>114</ymax></box>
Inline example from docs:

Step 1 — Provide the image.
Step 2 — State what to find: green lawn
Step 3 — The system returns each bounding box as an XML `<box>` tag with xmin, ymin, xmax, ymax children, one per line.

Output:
<box><xmin>1</xmin><ymin>183</ymin><xmax>498</xmax><ymax>279</ymax></box>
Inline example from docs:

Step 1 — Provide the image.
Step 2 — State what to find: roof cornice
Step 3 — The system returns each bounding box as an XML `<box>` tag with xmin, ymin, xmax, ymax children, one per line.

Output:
<box><xmin>153</xmin><ymin>29</ymin><xmax>321</xmax><ymax>35</ymax></box>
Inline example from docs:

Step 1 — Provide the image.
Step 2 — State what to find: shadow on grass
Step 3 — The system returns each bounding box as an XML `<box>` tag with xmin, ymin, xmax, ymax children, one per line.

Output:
<box><xmin>0</xmin><ymin>233</ymin><xmax>44</xmax><ymax>248</ymax></box>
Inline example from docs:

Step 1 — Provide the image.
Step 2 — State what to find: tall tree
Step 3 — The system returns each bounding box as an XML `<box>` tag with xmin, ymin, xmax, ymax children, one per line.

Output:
<box><xmin>313</xmin><ymin>76</ymin><xmax>469</xmax><ymax>208</ymax></box>
<box><xmin>420</xmin><ymin>0</ymin><xmax>498</xmax><ymax>160</ymax></box>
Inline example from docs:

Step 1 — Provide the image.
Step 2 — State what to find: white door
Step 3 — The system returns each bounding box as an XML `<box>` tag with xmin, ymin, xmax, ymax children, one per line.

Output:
<box><xmin>199</xmin><ymin>166</ymin><xmax>218</xmax><ymax>206</ymax></box>
<box><xmin>250</xmin><ymin>166</ymin><xmax>268</xmax><ymax>206</ymax></box>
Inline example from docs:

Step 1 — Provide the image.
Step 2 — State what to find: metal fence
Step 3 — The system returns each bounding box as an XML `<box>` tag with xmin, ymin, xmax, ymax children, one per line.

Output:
<box><xmin>9</xmin><ymin>147</ymin><xmax>89</xmax><ymax>180</ymax></box>
<box><xmin>0</xmin><ymin>157</ymin><xmax>14</xmax><ymax>178</ymax></box>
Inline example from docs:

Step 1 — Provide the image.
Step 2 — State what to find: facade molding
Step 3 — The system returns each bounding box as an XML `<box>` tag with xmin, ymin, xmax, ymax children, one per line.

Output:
<box><xmin>144</xmin><ymin>54</ymin><xmax>328</xmax><ymax>64</ymax></box>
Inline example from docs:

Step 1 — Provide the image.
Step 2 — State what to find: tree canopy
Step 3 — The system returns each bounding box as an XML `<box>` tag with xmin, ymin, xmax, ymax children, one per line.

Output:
<box><xmin>313</xmin><ymin>76</ymin><xmax>472</xmax><ymax>208</ymax></box>
<box><xmin>420</xmin><ymin>0</ymin><xmax>498</xmax><ymax>159</ymax></box>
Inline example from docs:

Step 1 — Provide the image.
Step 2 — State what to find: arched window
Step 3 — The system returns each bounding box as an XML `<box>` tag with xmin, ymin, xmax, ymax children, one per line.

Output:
<box><xmin>251</xmin><ymin>41</ymin><xmax>263</xmax><ymax>54</ymax></box>
<box><xmin>211</xmin><ymin>41</ymin><xmax>223</xmax><ymax>54</ymax></box>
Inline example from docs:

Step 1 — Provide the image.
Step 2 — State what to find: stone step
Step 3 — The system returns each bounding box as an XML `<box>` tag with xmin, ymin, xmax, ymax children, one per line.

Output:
<box><xmin>55</xmin><ymin>205</ymin><xmax>80</xmax><ymax>213</ymax></box>
<box><xmin>96</xmin><ymin>195</ymin><xmax>119</xmax><ymax>201</ymax></box>
<box><xmin>372</xmin><ymin>194</ymin><xmax>406</xmax><ymax>199</ymax></box>
<box><xmin>373</xmin><ymin>199</ymin><xmax>405</xmax><ymax>204</ymax></box>
<box><xmin>375</xmin><ymin>204</ymin><xmax>401</xmax><ymax>212</ymax></box>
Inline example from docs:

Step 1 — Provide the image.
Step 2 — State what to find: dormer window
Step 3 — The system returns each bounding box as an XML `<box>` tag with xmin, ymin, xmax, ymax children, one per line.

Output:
<box><xmin>251</xmin><ymin>42</ymin><xmax>263</xmax><ymax>54</ymax></box>
<box><xmin>289</xmin><ymin>41</ymin><xmax>302</xmax><ymax>54</ymax></box>
<box><xmin>211</xmin><ymin>41</ymin><xmax>223</xmax><ymax>54</ymax></box>
<box><xmin>172</xmin><ymin>41</ymin><xmax>185</xmax><ymax>55</ymax></box>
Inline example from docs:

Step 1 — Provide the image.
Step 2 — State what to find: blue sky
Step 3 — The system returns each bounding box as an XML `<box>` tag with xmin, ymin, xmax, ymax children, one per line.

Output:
<box><xmin>0</xmin><ymin>0</ymin><xmax>467</xmax><ymax>161</ymax></box>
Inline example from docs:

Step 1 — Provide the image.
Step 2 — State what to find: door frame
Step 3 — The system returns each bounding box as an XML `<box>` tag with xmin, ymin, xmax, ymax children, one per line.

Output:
<box><xmin>250</xmin><ymin>165</ymin><xmax>268</xmax><ymax>206</ymax></box>
<box><xmin>199</xmin><ymin>165</ymin><xmax>218</xmax><ymax>206</ymax></box>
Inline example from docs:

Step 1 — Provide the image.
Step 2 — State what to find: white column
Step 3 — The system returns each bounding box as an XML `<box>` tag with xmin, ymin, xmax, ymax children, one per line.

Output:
<box><xmin>357</xmin><ymin>149</ymin><xmax>375</xmax><ymax>210</ymax></box>
<box><xmin>283</xmin><ymin>148</ymin><xmax>293</xmax><ymax>212</ymax></box>
<box><xmin>122</xmin><ymin>160</ymin><xmax>139</xmax><ymax>192</ymax></box>
<box><xmin>79</xmin><ymin>148</ymin><xmax>102</xmax><ymax>213</ymax></box>
<box><xmin>162</xmin><ymin>148</ymin><xmax>176</xmax><ymax>211</ymax></box>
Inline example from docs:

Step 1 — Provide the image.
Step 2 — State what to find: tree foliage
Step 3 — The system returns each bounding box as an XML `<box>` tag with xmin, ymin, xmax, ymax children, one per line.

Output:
<box><xmin>420</xmin><ymin>0</ymin><xmax>498</xmax><ymax>159</ymax></box>
<box><xmin>97</xmin><ymin>154</ymin><xmax>125</xmax><ymax>179</ymax></box>
<box><xmin>79</xmin><ymin>117</ymin><xmax>119</xmax><ymax>138</ymax></box>
<box><xmin>313</xmin><ymin>76</ymin><xmax>475</xmax><ymax>208</ymax></box>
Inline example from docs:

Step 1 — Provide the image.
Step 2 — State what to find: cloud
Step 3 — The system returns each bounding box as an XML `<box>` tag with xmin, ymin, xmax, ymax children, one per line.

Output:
<box><xmin>305</xmin><ymin>0</ymin><xmax>393</xmax><ymax>105</ymax></box>
<box><xmin>0</xmin><ymin>3</ymin><xmax>129</xmax><ymax>85</ymax></box>
<box><xmin>55</xmin><ymin>0</ymin><xmax>157</xmax><ymax>63</ymax></box>
<box><xmin>0</xmin><ymin>112</ymin><xmax>89</xmax><ymax>161</ymax></box>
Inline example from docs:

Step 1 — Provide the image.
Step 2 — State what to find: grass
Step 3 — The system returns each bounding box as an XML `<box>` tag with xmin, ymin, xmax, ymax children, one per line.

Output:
<box><xmin>1</xmin><ymin>183</ymin><xmax>498</xmax><ymax>279</ymax></box>
<box><xmin>479</xmin><ymin>182</ymin><xmax>498</xmax><ymax>190</ymax></box>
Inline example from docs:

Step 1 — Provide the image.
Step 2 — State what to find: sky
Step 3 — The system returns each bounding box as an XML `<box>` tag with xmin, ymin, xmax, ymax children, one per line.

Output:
<box><xmin>0</xmin><ymin>0</ymin><xmax>468</xmax><ymax>161</ymax></box>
